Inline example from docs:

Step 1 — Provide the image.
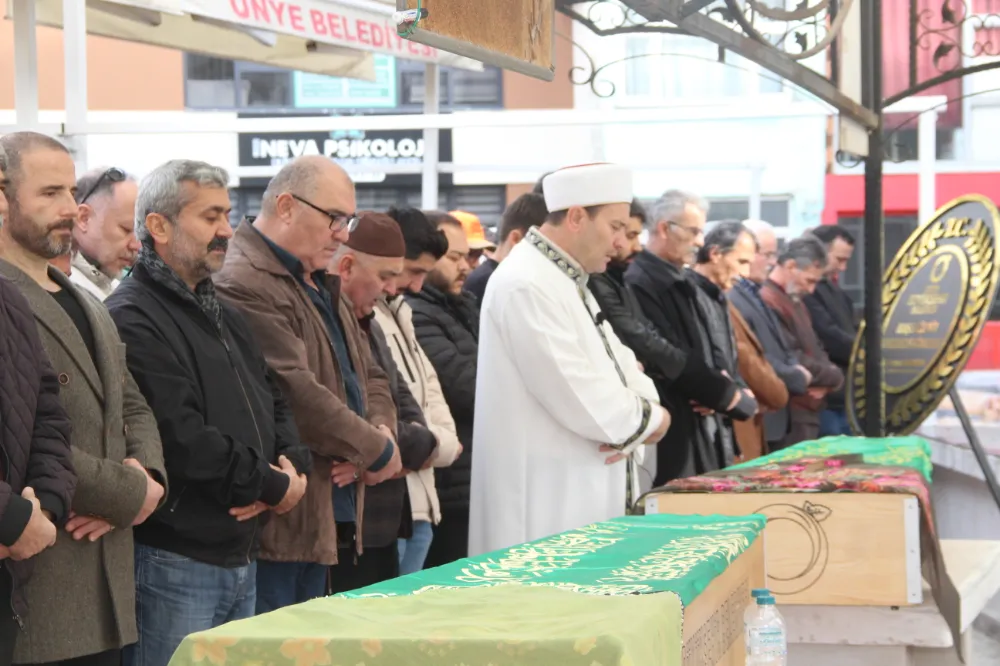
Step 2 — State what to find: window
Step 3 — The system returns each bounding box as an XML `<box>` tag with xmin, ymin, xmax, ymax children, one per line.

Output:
<box><xmin>622</xmin><ymin>34</ymin><xmax>784</xmax><ymax>101</ymax></box>
<box><xmin>837</xmin><ymin>215</ymin><xmax>919</xmax><ymax>313</ymax></box>
<box><xmin>883</xmin><ymin>125</ymin><xmax>957</xmax><ymax>161</ymax></box>
<box><xmin>185</xmin><ymin>54</ymin><xmax>502</xmax><ymax>112</ymax></box>
<box><xmin>706</xmin><ymin>198</ymin><xmax>790</xmax><ymax>227</ymax></box>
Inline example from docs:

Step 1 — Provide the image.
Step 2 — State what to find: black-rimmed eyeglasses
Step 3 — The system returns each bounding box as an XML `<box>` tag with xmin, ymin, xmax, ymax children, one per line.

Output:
<box><xmin>79</xmin><ymin>167</ymin><xmax>126</xmax><ymax>205</ymax></box>
<box><xmin>290</xmin><ymin>193</ymin><xmax>359</xmax><ymax>233</ymax></box>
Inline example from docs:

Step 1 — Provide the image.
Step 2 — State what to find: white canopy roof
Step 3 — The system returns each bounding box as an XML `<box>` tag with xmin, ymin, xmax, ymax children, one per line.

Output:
<box><xmin>20</xmin><ymin>0</ymin><xmax>481</xmax><ymax>81</ymax></box>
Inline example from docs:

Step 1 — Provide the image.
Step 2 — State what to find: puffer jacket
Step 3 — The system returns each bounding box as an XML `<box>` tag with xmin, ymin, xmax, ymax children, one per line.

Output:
<box><xmin>405</xmin><ymin>285</ymin><xmax>479</xmax><ymax>513</ymax></box>
<box><xmin>0</xmin><ymin>276</ymin><xmax>75</xmax><ymax>623</ymax></box>
<box><xmin>373</xmin><ymin>297</ymin><xmax>461</xmax><ymax>524</ymax></box>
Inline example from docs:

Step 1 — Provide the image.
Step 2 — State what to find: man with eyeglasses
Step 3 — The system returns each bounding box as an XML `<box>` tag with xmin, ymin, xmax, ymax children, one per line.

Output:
<box><xmin>214</xmin><ymin>156</ymin><xmax>401</xmax><ymax>610</ymax></box>
<box><xmin>64</xmin><ymin>167</ymin><xmax>141</xmax><ymax>301</ymax></box>
<box><xmin>626</xmin><ymin>189</ymin><xmax>756</xmax><ymax>483</ymax></box>
<box><xmin>730</xmin><ymin>220</ymin><xmax>813</xmax><ymax>455</ymax></box>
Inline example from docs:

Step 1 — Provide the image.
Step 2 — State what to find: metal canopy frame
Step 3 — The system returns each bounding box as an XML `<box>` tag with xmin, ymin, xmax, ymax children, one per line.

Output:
<box><xmin>557</xmin><ymin>0</ymin><xmax>1000</xmax><ymax>437</ymax></box>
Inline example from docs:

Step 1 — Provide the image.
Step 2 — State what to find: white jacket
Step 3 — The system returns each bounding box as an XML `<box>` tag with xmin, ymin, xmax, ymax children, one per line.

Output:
<box><xmin>374</xmin><ymin>297</ymin><xmax>462</xmax><ymax>524</ymax></box>
<box><xmin>69</xmin><ymin>252</ymin><xmax>119</xmax><ymax>301</ymax></box>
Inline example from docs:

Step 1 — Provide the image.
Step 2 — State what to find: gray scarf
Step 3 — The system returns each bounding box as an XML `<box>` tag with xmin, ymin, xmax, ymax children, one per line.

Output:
<box><xmin>137</xmin><ymin>245</ymin><xmax>223</xmax><ymax>333</ymax></box>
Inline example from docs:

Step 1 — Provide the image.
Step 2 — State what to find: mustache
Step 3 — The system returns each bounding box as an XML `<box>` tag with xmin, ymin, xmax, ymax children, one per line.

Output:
<box><xmin>207</xmin><ymin>237</ymin><xmax>228</xmax><ymax>252</ymax></box>
<box><xmin>49</xmin><ymin>219</ymin><xmax>74</xmax><ymax>233</ymax></box>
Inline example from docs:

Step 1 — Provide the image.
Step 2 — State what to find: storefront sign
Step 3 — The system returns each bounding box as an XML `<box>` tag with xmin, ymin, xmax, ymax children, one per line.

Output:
<box><xmin>847</xmin><ymin>195</ymin><xmax>1000</xmax><ymax>434</ymax></box>
<box><xmin>238</xmin><ymin>128</ymin><xmax>452</xmax><ymax>186</ymax></box>
<box><xmin>293</xmin><ymin>55</ymin><xmax>397</xmax><ymax>109</ymax></box>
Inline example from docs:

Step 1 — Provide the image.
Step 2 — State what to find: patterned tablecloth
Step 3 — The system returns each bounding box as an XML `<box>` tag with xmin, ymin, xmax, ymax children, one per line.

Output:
<box><xmin>730</xmin><ymin>435</ymin><xmax>934</xmax><ymax>481</ymax></box>
<box><xmin>167</xmin><ymin>514</ymin><xmax>765</xmax><ymax>666</ymax></box>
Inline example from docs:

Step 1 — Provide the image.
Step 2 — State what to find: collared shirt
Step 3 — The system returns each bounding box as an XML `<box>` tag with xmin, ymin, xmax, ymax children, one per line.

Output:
<box><xmin>69</xmin><ymin>251</ymin><xmax>119</xmax><ymax>301</ymax></box>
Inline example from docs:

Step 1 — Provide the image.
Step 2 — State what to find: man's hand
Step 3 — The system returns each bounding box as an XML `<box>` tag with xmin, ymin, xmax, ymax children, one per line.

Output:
<box><xmin>10</xmin><ymin>488</ymin><xmax>57</xmax><ymax>559</ymax></box>
<box><xmin>65</xmin><ymin>511</ymin><xmax>114</xmax><ymax>542</ymax></box>
<box><xmin>363</xmin><ymin>442</ymin><xmax>403</xmax><ymax>486</ymax></box>
<box><xmin>124</xmin><ymin>458</ymin><xmax>165</xmax><ymax>526</ymax></box>
<box><xmin>600</xmin><ymin>444</ymin><xmax>628</xmax><ymax>465</ymax></box>
<box><xmin>691</xmin><ymin>401</ymin><xmax>714</xmax><ymax>416</ymax></box>
<box><xmin>272</xmin><ymin>456</ymin><xmax>307</xmax><ymax>516</ymax></box>
<box><xmin>795</xmin><ymin>365</ymin><xmax>813</xmax><ymax>386</ymax></box>
<box><xmin>230</xmin><ymin>502</ymin><xmax>268</xmax><ymax>522</ymax></box>
<box><xmin>0</xmin><ymin>545</ymin><xmax>8</xmax><ymax>559</ymax></box>
<box><xmin>331</xmin><ymin>462</ymin><xmax>360</xmax><ymax>488</ymax></box>
<box><xmin>807</xmin><ymin>386</ymin><xmax>828</xmax><ymax>400</ymax></box>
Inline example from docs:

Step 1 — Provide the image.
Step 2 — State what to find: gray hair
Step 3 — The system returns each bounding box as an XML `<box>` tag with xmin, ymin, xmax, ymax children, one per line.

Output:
<box><xmin>261</xmin><ymin>157</ymin><xmax>324</xmax><ymax>215</ymax></box>
<box><xmin>0</xmin><ymin>144</ymin><xmax>6</xmax><ymax>173</ymax></box>
<box><xmin>696</xmin><ymin>220</ymin><xmax>751</xmax><ymax>263</ymax></box>
<box><xmin>779</xmin><ymin>233</ymin><xmax>827</xmax><ymax>269</ymax></box>
<box><xmin>75</xmin><ymin>167</ymin><xmax>135</xmax><ymax>205</ymax></box>
<box><xmin>135</xmin><ymin>159</ymin><xmax>229</xmax><ymax>246</ymax></box>
<box><xmin>647</xmin><ymin>189</ymin><xmax>709</xmax><ymax>231</ymax></box>
<box><xmin>742</xmin><ymin>219</ymin><xmax>775</xmax><ymax>238</ymax></box>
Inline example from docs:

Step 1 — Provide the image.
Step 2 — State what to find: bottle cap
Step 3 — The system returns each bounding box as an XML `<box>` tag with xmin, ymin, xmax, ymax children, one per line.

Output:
<box><xmin>757</xmin><ymin>595</ymin><xmax>776</xmax><ymax>605</ymax></box>
<box><xmin>751</xmin><ymin>589</ymin><xmax>769</xmax><ymax>598</ymax></box>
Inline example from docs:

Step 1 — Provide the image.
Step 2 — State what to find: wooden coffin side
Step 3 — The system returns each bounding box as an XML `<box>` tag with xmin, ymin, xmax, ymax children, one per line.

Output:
<box><xmin>651</xmin><ymin>492</ymin><xmax>922</xmax><ymax>607</ymax></box>
<box><xmin>682</xmin><ymin>535</ymin><xmax>766</xmax><ymax>666</ymax></box>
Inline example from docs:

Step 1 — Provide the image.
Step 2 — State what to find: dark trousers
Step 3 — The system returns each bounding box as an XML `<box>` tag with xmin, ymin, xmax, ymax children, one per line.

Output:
<box><xmin>255</xmin><ymin>560</ymin><xmax>328</xmax><ymax>615</ymax></box>
<box><xmin>328</xmin><ymin>523</ymin><xmax>399</xmax><ymax>595</ymax></box>
<box><xmin>18</xmin><ymin>650</ymin><xmax>121</xmax><ymax>666</ymax></box>
<box><xmin>424</xmin><ymin>506</ymin><xmax>469</xmax><ymax>568</ymax></box>
<box><xmin>0</xmin><ymin>566</ymin><xmax>16</xmax><ymax>666</ymax></box>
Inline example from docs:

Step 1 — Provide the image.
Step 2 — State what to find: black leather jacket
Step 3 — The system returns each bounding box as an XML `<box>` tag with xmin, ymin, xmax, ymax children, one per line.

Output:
<box><xmin>588</xmin><ymin>262</ymin><xmax>687</xmax><ymax>384</ymax></box>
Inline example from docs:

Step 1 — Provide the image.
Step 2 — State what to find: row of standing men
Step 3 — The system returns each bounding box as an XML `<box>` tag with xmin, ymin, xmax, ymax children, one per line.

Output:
<box><xmin>0</xmin><ymin>133</ymin><xmax>858</xmax><ymax>666</ymax></box>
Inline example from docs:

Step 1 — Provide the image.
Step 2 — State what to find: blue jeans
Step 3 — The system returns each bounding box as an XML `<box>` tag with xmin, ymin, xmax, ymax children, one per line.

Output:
<box><xmin>255</xmin><ymin>560</ymin><xmax>328</xmax><ymax>614</ymax></box>
<box><xmin>398</xmin><ymin>520</ymin><xmax>434</xmax><ymax>575</ymax></box>
<box><xmin>819</xmin><ymin>408</ymin><xmax>852</xmax><ymax>437</ymax></box>
<box><xmin>124</xmin><ymin>544</ymin><xmax>256</xmax><ymax>666</ymax></box>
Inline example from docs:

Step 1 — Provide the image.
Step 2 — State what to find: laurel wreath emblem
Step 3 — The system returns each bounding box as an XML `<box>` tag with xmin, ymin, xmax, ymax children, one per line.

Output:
<box><xmin>848</xmin><ymin>195</ymin><xmax>1000</xmax><ymax>435</ymax></box>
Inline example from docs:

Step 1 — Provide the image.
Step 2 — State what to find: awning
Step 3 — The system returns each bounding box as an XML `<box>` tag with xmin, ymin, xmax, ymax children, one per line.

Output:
<box><xmin>19</xmin><ymin>0</ymin><xmax>480</xmax><ymax>82</ymax></box>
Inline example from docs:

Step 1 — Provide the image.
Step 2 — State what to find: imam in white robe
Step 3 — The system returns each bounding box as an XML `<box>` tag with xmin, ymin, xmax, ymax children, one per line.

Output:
<box><xmin>468</xmin><ymin>227</ymin><xmax>665</xmax><ymax>556</ymax></box>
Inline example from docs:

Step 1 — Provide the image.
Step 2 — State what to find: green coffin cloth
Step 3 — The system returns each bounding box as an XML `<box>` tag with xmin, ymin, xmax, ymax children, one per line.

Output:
<box><xmin>730</xmin><ymin>435</ymin><xmax>933</xmax><ymax>482</ymax></box>
<box><xmin>167</xmin><ymin>514</ymin><xmax>765</xmax><ymax>666</ymax></box>
<box><xmin>343</xmin><ymin>513</ymin><xmax>766</xmax><ymax>605</ymax></box>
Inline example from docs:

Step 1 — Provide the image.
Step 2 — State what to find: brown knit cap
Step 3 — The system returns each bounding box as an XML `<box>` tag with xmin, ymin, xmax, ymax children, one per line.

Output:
<box><xmin>345</xmin><ymin>211</ymin><xmax>406</xmax><ymax>258</ymax></box>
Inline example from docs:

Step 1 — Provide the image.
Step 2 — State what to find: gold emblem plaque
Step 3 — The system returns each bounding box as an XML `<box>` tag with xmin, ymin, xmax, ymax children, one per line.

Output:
<box><xmin>847</xmin><ymin>195</ymin><xmax>1000</xmax><ymax>435</ymax></box>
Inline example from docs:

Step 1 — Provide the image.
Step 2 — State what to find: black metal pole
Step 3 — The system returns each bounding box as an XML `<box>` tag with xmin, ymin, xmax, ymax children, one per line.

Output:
<box><xmin>861</xmin><ymin>0</ymin><xmax>885</xmax><ymax>437</ymax></box>
<box><xmin>948</xmin><ymin>388</ymin><xmax>1000</xmax><ymax>514</ymax></box>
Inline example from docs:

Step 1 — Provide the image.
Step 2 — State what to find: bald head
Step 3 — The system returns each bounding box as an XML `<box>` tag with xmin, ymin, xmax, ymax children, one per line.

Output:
<box><xmin>743</xmin><ymin>219</ymin><xmax>778</xmax><ymax>283</ymax></box>
<box><xmin>254</xmin><ymin>156</ymin><xmax>357</xmax><ymax>274</ymax></box>
<box><xmin>261</xmin><ymin>156</ymin><xmax>352</xmax><ymax>216</ymax></box>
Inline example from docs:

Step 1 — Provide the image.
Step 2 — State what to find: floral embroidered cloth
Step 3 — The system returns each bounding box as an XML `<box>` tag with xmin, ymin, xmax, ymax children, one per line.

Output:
<box><xmin>166</xmin><ymin>514</ymin><xmax>765</xmax><ymax>666</ymax></box>
<box><xmin>730</xmin><ymin>434</ymin><xmax>933</xmax><ymax>482</ymax></box>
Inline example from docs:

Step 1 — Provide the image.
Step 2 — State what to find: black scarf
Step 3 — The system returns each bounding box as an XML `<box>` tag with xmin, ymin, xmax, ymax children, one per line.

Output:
<box><xmin>137</xmin><ymin>245</ymin><xmax>223</xmax><ymax>333</ymax></box>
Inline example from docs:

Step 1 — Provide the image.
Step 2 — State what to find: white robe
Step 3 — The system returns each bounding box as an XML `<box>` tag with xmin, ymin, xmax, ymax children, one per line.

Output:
<box><xmin>468</xmin><ymin>228</ymin><xmax>665</xmax><ymax>556</ymax></box>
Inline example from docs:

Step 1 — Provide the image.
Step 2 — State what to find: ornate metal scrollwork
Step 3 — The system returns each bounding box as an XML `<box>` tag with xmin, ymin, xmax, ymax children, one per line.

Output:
<box><xmin>703</xmin><ymin>0</ymin><xmax>851</xmax><ymax>61</ymax></box>
<box><xmin>915</xmin><ymin>0</ymin><xmax>1000</xmax><ymax>74</ymax></box>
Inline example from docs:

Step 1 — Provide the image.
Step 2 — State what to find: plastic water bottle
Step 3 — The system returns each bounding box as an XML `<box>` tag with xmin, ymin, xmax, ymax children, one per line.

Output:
<box><xmin>745</xmin><ymin>594</ymin><xmax>788</xmax><ymax>665</ymax></box>
<box><xmin>744</xmin><ymin>588</ymin><xmax>770</xmax><ymax>627</ymax></box>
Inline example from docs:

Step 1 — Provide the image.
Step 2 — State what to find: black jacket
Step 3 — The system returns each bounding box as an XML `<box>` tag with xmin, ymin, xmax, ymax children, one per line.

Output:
<box><xmin>625</xmin><ymin>251</ymin><xmax>739</xmax><ymax>483</ymax></box>
<box><xmin>0</xmin><ymin>276</ymin><xmax>75</xmax><ymax>620</ymax></box>
<box><xmin>464</xmin><ymin>258</ymin><xmax>498</xmax><ymax>306</ymax></box>
<box><xmin>803</xmin><ymin>278</ymin><xmax>856</xmax><ymax>410</ymax></box>
<box><xmin>405</xmin><ymin>285</ymin><xmax>478</xmax><ymax>512</ymax></box>
<box><xmin>106</xmin><ymin>263</ymin><xmax>311</xmax><ymax>568</ymax></box>
<box><xmin>361</xmin><ymin>315</ymin><xmax>437</xmax><ymax>548</ymax></box>
<box><xmin>588</xmin><ymin>262</ymin><xmax>687</xmax><ymax>384</ymax></box>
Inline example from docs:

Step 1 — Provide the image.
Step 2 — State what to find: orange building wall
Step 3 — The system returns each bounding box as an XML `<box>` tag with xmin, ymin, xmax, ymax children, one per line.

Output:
<box><xmin>0</xmin><ymin>22</ymin><xmax>184</xmax><ymax>111</ymax></box>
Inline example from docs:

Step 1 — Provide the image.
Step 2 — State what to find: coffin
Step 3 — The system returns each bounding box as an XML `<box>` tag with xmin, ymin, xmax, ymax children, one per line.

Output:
<box><xmin>644</xmin><ymin>435</ymin><xmax>932</xmax><ymax>607</ymax></box>
<box><xmin>167</xmin><ymin>514</ymin><xmax>767</xmax><ymax>666</ymax></box>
